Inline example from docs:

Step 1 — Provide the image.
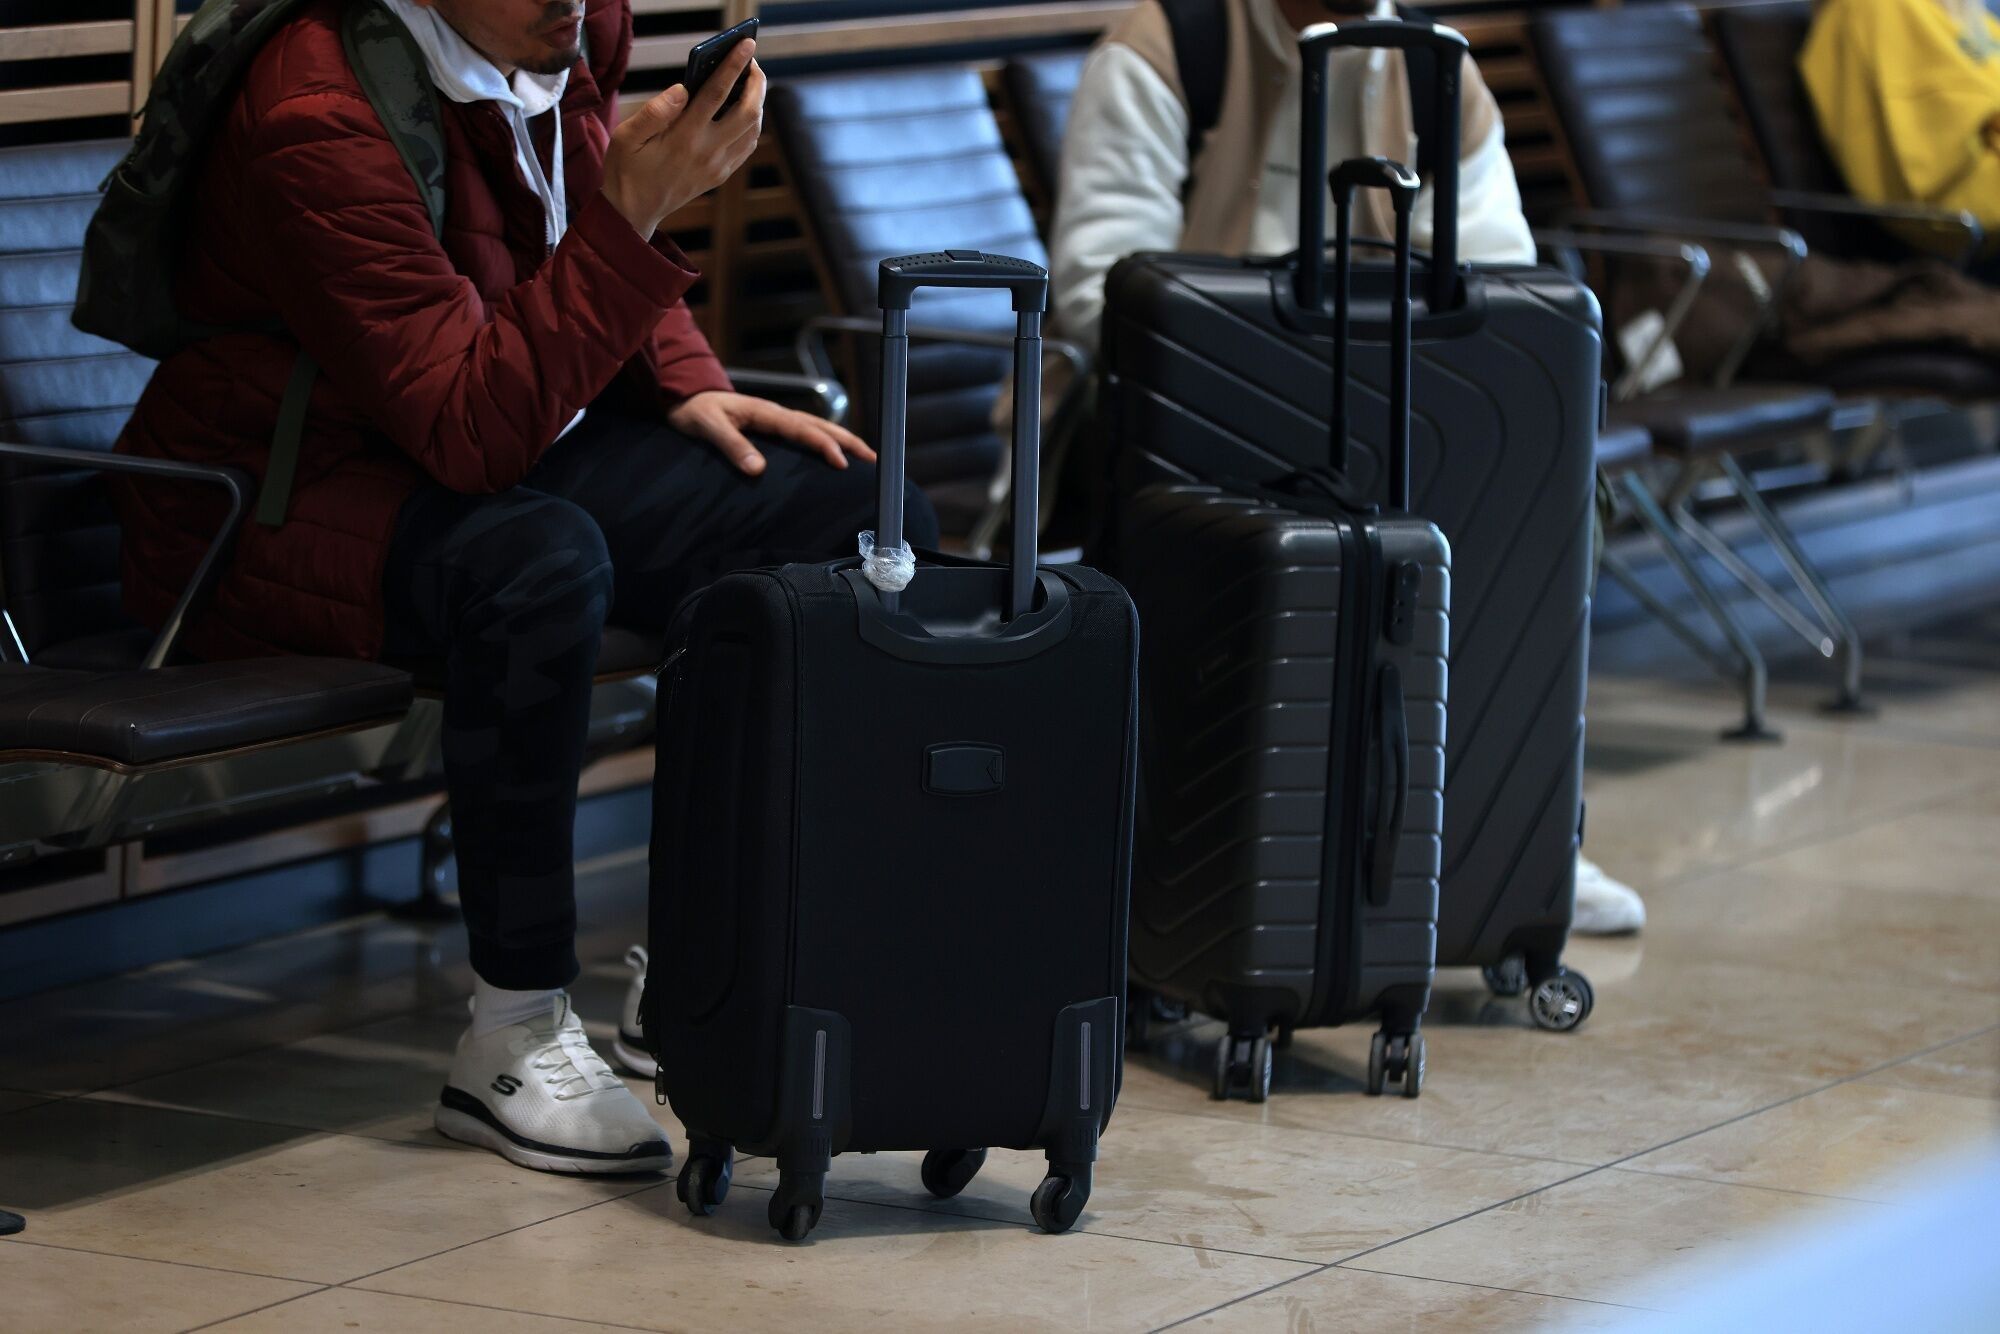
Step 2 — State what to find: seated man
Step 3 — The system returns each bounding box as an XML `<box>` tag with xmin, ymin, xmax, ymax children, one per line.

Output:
<box><xmin>1803</xmin><ymin>0</ymin><xmax>2000</xmax><ymax>271</ymax></box>
<box><xmin>111</xmin><ymin>0</ymin><xmax>936</xmax><ymax>1174</ymax></box>
<box><xmin>1051</xmin><ymin>0</ymin><xmax>1643</xmax><ymax>934</ymax></box>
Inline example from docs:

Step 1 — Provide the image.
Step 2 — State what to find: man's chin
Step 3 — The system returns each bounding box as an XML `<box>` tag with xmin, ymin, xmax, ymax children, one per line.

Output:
<box><xmin>520</xmin><ymin>41</ymin><xmax>582</xmax><ymax>76</ymax></box>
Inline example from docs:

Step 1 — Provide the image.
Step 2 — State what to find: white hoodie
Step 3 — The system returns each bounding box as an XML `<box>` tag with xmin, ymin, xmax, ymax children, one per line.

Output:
<box><xmin>380</xmin><ymin>0</ymin><xmax>584</xmax><ymax>435</ymax></box>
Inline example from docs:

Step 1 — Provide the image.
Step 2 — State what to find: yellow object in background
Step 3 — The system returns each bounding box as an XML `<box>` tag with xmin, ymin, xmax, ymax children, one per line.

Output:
<box><xmin>1801</xmin><ymin>0</ymin><xmax>2000</xmax><ymax>257</ymax></box>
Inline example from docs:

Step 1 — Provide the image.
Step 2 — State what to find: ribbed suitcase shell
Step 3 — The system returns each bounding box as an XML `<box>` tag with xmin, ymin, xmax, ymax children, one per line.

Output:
<box><xmin>1120</xmin><ymin>485</ymin><xmax>1448</xmax><ymax>1040</ymax></box>
<box><xmin>1103</xmin><ymin>256</ymin><xmax>1600</xmax><ymax>974</ymax></box>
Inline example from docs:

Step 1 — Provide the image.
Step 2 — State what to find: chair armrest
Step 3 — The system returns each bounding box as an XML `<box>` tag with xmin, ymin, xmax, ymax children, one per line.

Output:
<box><xmin>1535</xmin><ymin>231</ymin><xmax>1711</xmax><ymax>402</ymax></box>
<box><xmin>1560</xmin><ymin>209</ymin><xmax>1808</xmax><ymax>387</ymax></box>
<box><xmin>724</xmin><ymin>366</ymin><xmax>851</xmax><ymax>425</ymax></box>
<box><xmin>0</xmin><ymin>441</ymin><xmax>250</xmax><ymax>671</ymax></box>
<box><xmin>1768</xmin><ymin>190</ymin><xmax>1984</xmax><ymax>267</ymax></box>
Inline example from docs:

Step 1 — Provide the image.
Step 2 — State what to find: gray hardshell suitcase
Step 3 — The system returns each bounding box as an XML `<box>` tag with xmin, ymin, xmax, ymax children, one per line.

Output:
<box><xmin>1100</xmin><ymin>19</ymin><xmax>1602</xmax><ymax>1031</ymax></box>
<box><xmin>1118</xmin><ymin>155</ymin><xmax>1448</xmax><ymax>1100</ymax></box>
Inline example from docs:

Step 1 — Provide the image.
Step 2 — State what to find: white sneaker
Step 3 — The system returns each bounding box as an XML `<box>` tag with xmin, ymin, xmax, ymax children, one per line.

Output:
<box><xmin>612</xmin><ymin>944</ymin><xmax>657</xmax><ymax>1080</ymax></box>
<box><xmin>1572</xmin><ymin>854</ymin><xmax>1646</xmax><ymax>935</ymax></box>
<box><xmin>435</xmin><ymin>994</ymin><xmax>671</xmax><ymax>1174</ymax></box>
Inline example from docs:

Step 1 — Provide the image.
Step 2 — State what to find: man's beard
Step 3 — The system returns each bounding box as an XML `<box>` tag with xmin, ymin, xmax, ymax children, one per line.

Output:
<box><xmin>521</xmin><ymin>39</ymin><xmax>581</xmax><ymax>76</ymax></box>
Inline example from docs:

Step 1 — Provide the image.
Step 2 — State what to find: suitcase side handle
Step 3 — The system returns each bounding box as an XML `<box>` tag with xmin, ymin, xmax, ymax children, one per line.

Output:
<box><xmin>1368</xmin><ymin>662</ymin><xmax>1411</xmax><ymax>908</ymax></box>
<box><xmin>1328</xmin><ymin>157</ymin><xmax>1418</xmax><ymax>511</ymax></box>
<box><xmin>874</xmin><ymin>252</ymin><xmax>1049</xmax><ymax>622</ymax></box>
<box><xmin>1296</xmin><ymin>19</ymin><xmax>1466</xmax><ymax>317</ymax></box>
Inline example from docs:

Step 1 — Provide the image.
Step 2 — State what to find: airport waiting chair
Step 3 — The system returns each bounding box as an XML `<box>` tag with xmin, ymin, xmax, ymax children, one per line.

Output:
<box><xmin>0</xmin><ymin>137</ymin><xmax>845</xmax><ymax>880</ymax></box>
<box><xmin>1713</xmin><ymin>1</ymin><xmax>1984</xmax><ymax>272</ymax></box>
<box><xmin>768</xmin><ymin>64</ymin><xmax>1090</xmax><ymax>550</ymax></box>
<box><xmin>1005</xmin><ymin>49</ymin><xmax>1091</xmax><ymax>208</ymax></box>
<box><xmin>1537</xmin><ymin>229</ymin><xmax>1812</xmax><ymax>738</ymax></box>
<box><xmin>1532</xmin><ymin>3</ymin><xmax>1901</xmax><ymax>716</ymax></box>
<box><xmin>0</xmin><ymin>140</ymin><xmax>420</xmax><ymax>863</ymax></box>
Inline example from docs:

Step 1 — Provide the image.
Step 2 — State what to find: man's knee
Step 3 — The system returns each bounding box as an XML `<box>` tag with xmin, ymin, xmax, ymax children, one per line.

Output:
<box><xmin>452</xmin><ymin>495</ymin><xmax>614</xmax><ymax>633</ymax></box>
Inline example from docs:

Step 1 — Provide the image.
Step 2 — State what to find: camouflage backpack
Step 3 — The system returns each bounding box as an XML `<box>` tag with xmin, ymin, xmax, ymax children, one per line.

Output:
<box><xmin>73</xmin><ymin>0</ymin><xmax>446</xmax><ymax>527</ymax></box>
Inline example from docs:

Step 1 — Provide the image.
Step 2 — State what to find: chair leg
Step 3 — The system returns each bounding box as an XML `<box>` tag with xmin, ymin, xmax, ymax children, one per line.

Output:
<box><xmin>1672</xmin><ymin>502</ymin><xmax>1838</xmax><ymax>657</ymax></box>
<box><xmin>1713</xmin><ymin>453</ymin><xmax>1870</xmax><ymax>714</ymax></box>
<box><xmin>1620</xmin><ymin>472</ymin><xmax>1779</xmax><ymax>742</ymax></box>
<box><xmin>387</xmin><ymin>800</ymin><xmax>461</xmax><ymax>922</ymax></box>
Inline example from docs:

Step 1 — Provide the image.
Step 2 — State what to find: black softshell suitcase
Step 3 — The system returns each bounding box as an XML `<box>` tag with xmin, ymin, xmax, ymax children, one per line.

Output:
<box><xmin>1100</xmin><ymin>19</ymin><xmax>1602</xmax><ymax>1028</ymax></box>
<box><xmin>1118</xmin><ymin>156</ymin><xmax>1449</xmax><ymax>1101</ymax></box>
<box><xmin>647</xmin><ymin>252</ymin><xmax>1140</xmax><ymax>1242</ymax></box>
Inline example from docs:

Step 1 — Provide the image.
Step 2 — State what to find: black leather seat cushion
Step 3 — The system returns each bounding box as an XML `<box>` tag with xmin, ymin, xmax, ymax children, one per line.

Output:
<box><xmin>1006</xmin><ymin>50</ymin><xmax>1090</xmax><ymax>195</ymax></box>
<box><xmin>1609</xmin><ymin>384</ymin><xmax>1834</xmax><ymax>456</ymax></box>
<box><xmin>1594</xmin><ymin>420</ymin><xmax>1653</xmax><ymax>472</ymax></box>
<box><xmin>1759</xmin><ymin>344</ymin><xmax>2000</xmax><ymax>400</ymax></box>
<box><xmin>395</xmin><ymin>624</ymin><xmax>668</xmax><ymax>693</ymax></box>
<box><xmin>0</xmin><ymin>659</ymin><xmax>413</xmax><ymax>765</ymax></box>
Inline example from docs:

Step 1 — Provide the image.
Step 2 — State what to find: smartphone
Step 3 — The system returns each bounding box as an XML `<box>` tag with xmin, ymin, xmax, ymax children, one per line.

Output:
<box><xmin>682</xmin><ymin>18</ymin><xmax>760</xmax><ymax>121</ymax></box>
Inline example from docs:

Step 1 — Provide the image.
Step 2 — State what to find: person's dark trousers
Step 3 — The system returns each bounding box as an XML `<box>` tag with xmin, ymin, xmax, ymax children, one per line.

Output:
<box><xmin>380</xmin><ymin>395</ymin><xmax>939</xmax><ymax>991</ymax></box>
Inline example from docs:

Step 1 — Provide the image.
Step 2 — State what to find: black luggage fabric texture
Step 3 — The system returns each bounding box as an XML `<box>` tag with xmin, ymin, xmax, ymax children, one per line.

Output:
<box><xmin>1101</xmin><ymin>259</ymin><xmax>1600</xmax><ymax>972</ymax></box>
<box><xmin>647</xmin><ymin>253</ymin><xmax>1140</xmax><ymax>1235</ymax></box>
<box><xmin>649</xmin><ymin>557</ymin><xmax>1138</xmax><ymax>1155</ymax></box>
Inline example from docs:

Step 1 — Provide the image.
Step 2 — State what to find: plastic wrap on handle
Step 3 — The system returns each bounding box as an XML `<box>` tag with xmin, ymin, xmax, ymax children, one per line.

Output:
<box><xmin>858</xmin><ymin>529</ymin><xmax>916</xmax><ymax>593</ymax></box>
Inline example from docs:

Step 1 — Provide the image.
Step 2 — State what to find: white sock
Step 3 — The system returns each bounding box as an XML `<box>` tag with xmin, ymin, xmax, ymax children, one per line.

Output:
<box><xmin>471</xmin><ymin>979</ymin><xmax>564</xmax><ymax>1039</ymax></box>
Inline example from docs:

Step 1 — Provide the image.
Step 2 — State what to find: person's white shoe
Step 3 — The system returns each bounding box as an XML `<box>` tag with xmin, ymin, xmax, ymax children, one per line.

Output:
<box><xmin>1571</xmin><ymin>854</ymin><xmax>1646</xmax><ymax>935</ymax></box>
<box><xmin>435</xmin><ymin>994</ymin><xmax>671</xmax><ymax>1174</ymax></box>
<box><xmin>612</xmin><ymin>944</ymin><xmax>657</xmax><ymax>1080</ymax></box>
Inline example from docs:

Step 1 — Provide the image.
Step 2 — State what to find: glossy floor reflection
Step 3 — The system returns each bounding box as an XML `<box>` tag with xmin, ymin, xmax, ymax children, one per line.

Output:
<box><xmin>4</xmin><ymin>621</ymin><xmax>1999</xmax><ymax>1332</ymax></box>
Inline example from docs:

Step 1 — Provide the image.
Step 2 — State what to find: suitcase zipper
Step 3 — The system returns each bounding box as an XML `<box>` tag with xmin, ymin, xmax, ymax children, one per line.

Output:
<box><xmin>1304</xmin><ymin>517</ymin><xmax>1379</xmax><ymax>1026</ymax></box>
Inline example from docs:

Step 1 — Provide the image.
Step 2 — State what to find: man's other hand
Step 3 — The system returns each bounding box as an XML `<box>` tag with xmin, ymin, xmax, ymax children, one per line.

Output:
<box><xmin>667</xmin><ymin>391</ymin><xmax>877</xmax><ymax>476</ymax></box>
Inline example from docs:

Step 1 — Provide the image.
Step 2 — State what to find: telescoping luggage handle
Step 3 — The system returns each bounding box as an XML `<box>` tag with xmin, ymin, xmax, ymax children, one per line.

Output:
<box><xmin>872</xmin><ymin>250</ymin><xmax>1050</xmax><ymax>622</ymax></box>
<box><xmin>1330</xmin><ymin>157</ymin><xmax>1419</xmax><ymax>511</ymax></box>
<box><xmin>1295</xmin><ymin>19</ymin><xmax>1468</xmax><ymax>319</ymax></box>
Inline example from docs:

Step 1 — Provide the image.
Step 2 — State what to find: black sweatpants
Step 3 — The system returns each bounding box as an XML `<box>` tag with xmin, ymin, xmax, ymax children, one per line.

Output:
<box><xmin>381</xmin><ymin>399</ymin><xmax>938</xmax><ymax>990</ymax></box>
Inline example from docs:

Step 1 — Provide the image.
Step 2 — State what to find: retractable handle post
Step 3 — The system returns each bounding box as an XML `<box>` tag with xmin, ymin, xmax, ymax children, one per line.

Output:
<box><xmin>1295</xmin><ymin>19</ymin><xmax>1467</xmax><ymax>318</ymax></box>
<box><xmin>876</xmin><ymin>251</ymin><xmax>1051</xmax><ymax>620</ymax></box>
<box><xmin>1329</xmin><ymin>157</ymin><xmax>1419</xmax><ymax>511</ymax></box>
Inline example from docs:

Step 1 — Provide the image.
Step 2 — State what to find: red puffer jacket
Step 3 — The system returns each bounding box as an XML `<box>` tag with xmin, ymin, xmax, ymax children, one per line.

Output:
<box><xmin>112</xmin><ymin>0</ymin><xmax>731</xmax><ymax>661</ymax></box>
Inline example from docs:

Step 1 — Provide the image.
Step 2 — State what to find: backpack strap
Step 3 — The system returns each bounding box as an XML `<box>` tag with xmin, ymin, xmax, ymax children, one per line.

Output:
<box><xmin>1159</xmin><ymin>0</ymin><xmax>1228</xmax><ymax>170</ymax></box>
<box><xmin>257</xmin><ymin>0</ymin><xmax>449</xmax><ymax>527</ymax></box>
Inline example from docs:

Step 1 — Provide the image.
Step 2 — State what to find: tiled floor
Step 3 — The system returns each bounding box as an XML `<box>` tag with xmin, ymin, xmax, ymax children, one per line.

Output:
<box><xmin>4</xmin><ymin>615</ymin><xmax>1999</xmax><ymax>1332</ymax></box>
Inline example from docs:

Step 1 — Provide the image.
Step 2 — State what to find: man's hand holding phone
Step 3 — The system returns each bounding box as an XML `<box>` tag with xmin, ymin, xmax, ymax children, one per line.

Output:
<box><xmin>600</xmin><ymin>36</ymin><xmax>764</xmax><ymax>241</ymax></box>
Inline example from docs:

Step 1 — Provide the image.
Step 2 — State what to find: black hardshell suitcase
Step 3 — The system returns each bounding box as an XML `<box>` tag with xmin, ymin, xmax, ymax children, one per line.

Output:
<box><xmin>1118</xmin><ymin>158</ymin><xmax>1449</xmax><ymax>1101</ymax></box>
<box><xmin>647</xmin><ymin>252</ymin><xmax>1140</xmax><ymax>1243</ymax></box>
<box><xmin>1100</xmin><ymin>19</ymin><xmax>1602</xmax><ymax>1029</ymax></box>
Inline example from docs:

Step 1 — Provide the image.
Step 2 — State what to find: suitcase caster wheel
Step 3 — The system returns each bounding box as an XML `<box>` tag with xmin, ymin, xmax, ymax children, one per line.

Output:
<box><xmin>1366</xmin><ymin>1030</ymin><xmax>1388</xmax><ymax>1096</ymax></box>
<box><xmin>1030</xmin><ymin>1173</ymin><xmax>1087</xmax><ymax>1234</ymax></box>
<box><xmin>776</xmin><ymin>1203</ymin><xmax>815</xmax><ymax>1243</ymax></box>
<box><xmin>676</xmin><ymin>1152</ymin><xmax>731</xmax><ymax>1218</ymax></box>
<box><xmin>1212</xmin><ymin>1034</ymin><xmax>1269</xmax><ymax>1100</ymax></box>
<box><xmin>1529</xmin><ymin>969</ymin><xmax>1594</xmax><ymax>1032</ymax></box>
<box><xmin>767</xmin><ymin>1171</ymin><xmax>825</xmax><ymax>1242</ymax></box>
<box><xmin>1401</xmin><ymin>1032</ymin><xmax>1425</xmax><ymax>1099</ymax></box>
<box><xmin>1482</xmin><ymin>956</ymin><xmax>1529</xmax><ymax>997</ymax></box>
<box><xmin>921</xmin><ymin>1147</ymin><xmax>987</xmax><ymax>1199</ymax></box>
